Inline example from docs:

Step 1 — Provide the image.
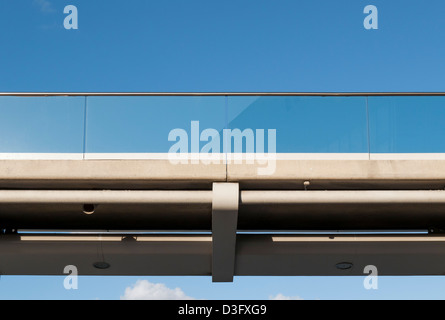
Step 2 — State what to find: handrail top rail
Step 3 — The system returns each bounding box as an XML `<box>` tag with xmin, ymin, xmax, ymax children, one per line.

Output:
<box><xmin>1</xmin><ymin>92</ymin><xmax>445</xmax><ymax>97</ymax></box>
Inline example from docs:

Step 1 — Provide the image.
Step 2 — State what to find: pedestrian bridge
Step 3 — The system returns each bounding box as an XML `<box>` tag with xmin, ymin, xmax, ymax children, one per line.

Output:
<box><xmin>1</xmin><ymin>92</ymin><xmax>445</xmax><ymax>282</ymax></box>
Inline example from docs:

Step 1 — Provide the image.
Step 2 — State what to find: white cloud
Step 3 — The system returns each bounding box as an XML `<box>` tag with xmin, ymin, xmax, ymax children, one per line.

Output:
<box><xmin>269</xmin><ymin>293</ymin><xmax>303</xmax><ymax>300</ymax></box>
<box><xmin>33</xmin><ymin>0</ymin><xmax>56</xmax><ymax>13</ymax></box>
<box><xmin>121</xmin><ymin>280</ymin><xmax>195</xmax><ymax>300</ymax></box>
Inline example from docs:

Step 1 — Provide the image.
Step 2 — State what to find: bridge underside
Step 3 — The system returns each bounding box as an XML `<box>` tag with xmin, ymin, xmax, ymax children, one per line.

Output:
<box><xmin>1</xmin><ymin>159</ymin><xmax>445</xmax><ymax>280</ymax></box>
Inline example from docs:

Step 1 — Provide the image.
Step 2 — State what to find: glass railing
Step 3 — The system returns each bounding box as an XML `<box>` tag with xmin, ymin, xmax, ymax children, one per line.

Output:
<box><xmin>0</xmin><ymin>93</ymin><xmax>444</xmax><ymax>156</ymax></box>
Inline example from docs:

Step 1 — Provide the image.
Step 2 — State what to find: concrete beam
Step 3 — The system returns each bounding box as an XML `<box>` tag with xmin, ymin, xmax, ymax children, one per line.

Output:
<box><xmin>0</xmin><ymin>190</ymin><xmax>213</xmax><ymax>204</ymax></box>
<box><xmin>241</xmin><ymin>190</ymin><xmax>445</xmax><ymax>204</ymax></box>
<box><xmin>228</xmin><ymin>159</ymin><xmax>445</xmax><ymax>189</ymax></box>
<box><xmin>1</xmin><ymin>190</ymin><xmax>445</xmax><ymax>230</ymax></box>
<box><xmin>212</xmin><ymin>183</ymin><xmax>240</xmax><ymax>282</ymax></box>
<box><xmin>0</xmin><ymin>160</ymin><xmax>226</xmax><ymax>189</ymax></box>
<box><xmin>2</xmin><ymin>234</ymin><xmax>445</xmax><ymax>276</ymax></box>
<box><xmin>1</xmin><ymin>159</ymin><xmax>445</xmax><ymax>190</ymax></box>
<box><xmin>0</xmin><ymin>234</ymin><xmax>212</xmax><ymax>276</ymax></box>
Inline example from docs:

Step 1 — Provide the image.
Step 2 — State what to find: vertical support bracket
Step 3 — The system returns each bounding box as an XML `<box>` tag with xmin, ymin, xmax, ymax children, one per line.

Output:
<box><xmin>212</xmin><ymin>183</ymin><xmax>240</xmax><ymax>283</ymax></box>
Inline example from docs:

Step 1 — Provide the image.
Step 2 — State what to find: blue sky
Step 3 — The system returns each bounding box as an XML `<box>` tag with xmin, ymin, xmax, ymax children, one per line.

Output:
<box><xmin>1</xmin><ymin>0</ymin><xmax>445</xmax><ymax>92</ymax></box>
<box><xmin>1</xmin><ymin>0</ymin><xmax>445</xmax><ymax>300</ymax></box>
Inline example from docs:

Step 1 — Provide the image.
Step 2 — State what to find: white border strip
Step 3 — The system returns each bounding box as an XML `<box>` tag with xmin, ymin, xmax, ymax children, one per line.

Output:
<box><xmin>272</xmin><ymin>236</ymin><xmax>445</xmax><ymax>242</ymax></box>
<box><xmin>0</xmin><ymin>153</ymin><xmax>83</xmax><ymax>160</ymax></box>
<box><xmin>1</xmin><ymin>153</ymin><xmax>445</xmax><ymax>161</ymax></box>
<box><xmin>84</xmin><ymin>153</ymin><xmax>370</xmax><ymax>161</ymax></box>
<box><xmin>84</xmin><ymin>153</ymin><xmax>224</xmax><ymax>160</ymax></box>
<box><xmin>370</xmin><ymin>153</ymin><xmax>445</xmax><ymax>160</ymax></box>
<box><xmin>272</xmin><ymin>153</ymin><xmax>369</xmax><ymax>160</ymax></box>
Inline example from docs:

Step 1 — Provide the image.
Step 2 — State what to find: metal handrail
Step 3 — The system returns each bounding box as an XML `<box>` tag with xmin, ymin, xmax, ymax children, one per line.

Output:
<box><xmin>1</xmin><ymin>92</ymin><xmax>445</xmax><ymax>97</ymax></box>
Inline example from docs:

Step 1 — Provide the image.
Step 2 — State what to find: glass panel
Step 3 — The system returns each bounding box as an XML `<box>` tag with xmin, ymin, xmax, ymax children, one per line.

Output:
<box><xmin>0</xmin><ymin>97</ymin><xmax>85</xmax><ymax>153</ymax></box>
<box><xmin>227</xmin><ymin>96</ymin><xmax>368</xmax><ymax>153</ymax></box>
<box><xmin>85</xmin><ymin>96</ymin><xmax>226</xmax><ymax>153</ymax></box>
<box><xmin>369</xmin><ymin>96</ymin><xmax>445</xmax><ymax>153</ymax></box>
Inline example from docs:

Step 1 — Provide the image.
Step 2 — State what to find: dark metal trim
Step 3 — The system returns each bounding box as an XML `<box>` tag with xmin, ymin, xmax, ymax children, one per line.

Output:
<box><xmin>1</xmin><ymin>92</ymin><xmax>445</xmax><ymax>97</ymax></box>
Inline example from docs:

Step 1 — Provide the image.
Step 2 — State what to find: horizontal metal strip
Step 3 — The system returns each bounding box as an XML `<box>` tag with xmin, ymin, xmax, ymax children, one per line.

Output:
<box><xmin>86</xmin><ymin>153</ymin><xmax>370</xmax><ymax>160</ymax></box>
<box><xmin>2</xmin><ymin>153</ymin><xmax>445</xmax><ymax>161</ymax></box>
<box><xmin>0</xmin><ymin>153</ymin><xmax>367</xmax><ymax>161</ymax></box>
<box><xmin>13</xmin><ymin>234</ymin><xmax>444</xmax><ymax>243</ymax></box>
<box><xmin>1</xmin><ymin>92</ymin><xmax>445</xmax><ymax>97</ymax></box>
<box><xmin>19</xmin><ymin>235</ymin><xmax>213</xmax><ymax>242</ymax></box>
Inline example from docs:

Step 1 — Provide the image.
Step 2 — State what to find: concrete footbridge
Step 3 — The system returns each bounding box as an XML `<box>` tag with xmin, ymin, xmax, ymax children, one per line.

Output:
<box><xmin>1</xmin><ymin>93</ymin><xmax>445</xmax><ymax>282</ymax></box>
